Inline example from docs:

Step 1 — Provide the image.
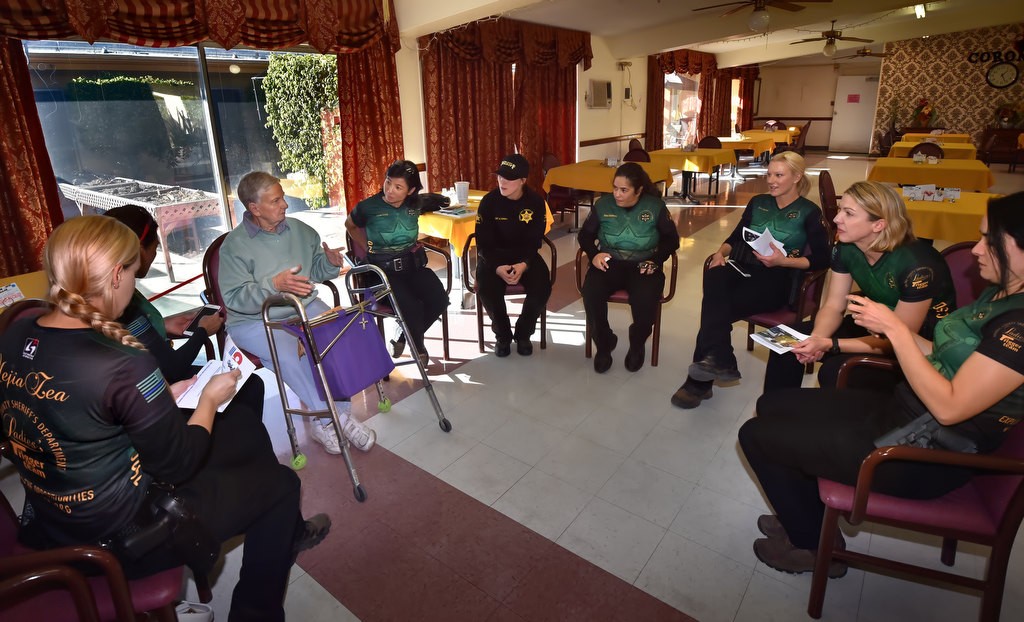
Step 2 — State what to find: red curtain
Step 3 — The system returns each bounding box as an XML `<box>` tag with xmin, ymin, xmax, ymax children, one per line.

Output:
<box><xmin>337</xmin><ymin>30</ymin><xmax>404</xmax><ymax>208</ymax></box>
<box><xmin>696</xmin><ymin>71</ymin><xmax>716</xmax><ymax>140</ymax></box>
<box><xmin>644</xmin><ymin>55</ymin><xmax>665</xmax><ymax>151</ymax></box>
<box><xmin>420</xmin><ymin>18</ymin><xmax>591</xmax><ymax>193</ymax></box>
<box><xmin>0</xmin><ymin>38</ymin><xmax>61</xmax><ymax>277</ymax></box>
<box><xmin>655</xmin><ymin>49</ymin><xmax>721</xmax><ymax>141</ymax></box>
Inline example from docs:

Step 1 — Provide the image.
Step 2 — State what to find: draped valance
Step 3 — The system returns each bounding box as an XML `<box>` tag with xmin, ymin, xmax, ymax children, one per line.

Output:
<box><xmin>718</xmin><ymin>65</ymin><xmax>760</xmax><ymax>80</ymax></box>
<box><xmin>418</xmin><ymin>18</ymin><xmax>592</xmax><ymax>69</ymax></box>
<box><xmin>656</xmin><ymin>49</ymin><xmax>717</xmax><ymax>75</ymax></box>
<box><xmin>0</xmin><ymin>0</ymin><xmax>398</xmax><ymax>53</ymax></box>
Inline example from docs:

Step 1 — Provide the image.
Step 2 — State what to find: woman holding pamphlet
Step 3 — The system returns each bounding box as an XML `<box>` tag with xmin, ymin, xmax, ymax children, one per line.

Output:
<box><xmin>0</xmin><ymin>216</ymin><xmax>330</xmax><ymax>621</ymax></box>
<box><xmin>738</xmin><ymin>192</ymin><xmax>1024</xmax><ymax>577</ymax></box>
<box><xmin>761</xmin><ymin>181</ymin><xmax>956</xmax><ymax>393</ymax></box>
<box><xmin>671</xmin><ymin>151</ymin><xmax>830</xmax><ymax>408</ymax></box>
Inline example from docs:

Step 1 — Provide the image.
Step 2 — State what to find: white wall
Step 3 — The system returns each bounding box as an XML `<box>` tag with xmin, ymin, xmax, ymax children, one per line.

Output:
<box><xmin>757</xmin><ymin>64</ymin><xmax>838</xmax><ymax>147</ymax></box>
<box><xmin>578</xmin><ymin>36</ymin><xmax>647</xmax><ymax>162</ymax></box>
<box><xmin>397</xmin><ymin>38</ymin><xmax>427</xmax><ymax>167</ymax></box>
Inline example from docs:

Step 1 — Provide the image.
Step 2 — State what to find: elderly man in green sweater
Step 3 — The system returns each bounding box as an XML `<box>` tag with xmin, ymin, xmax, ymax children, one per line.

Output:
<box><xmin>219</xmin><ymin>171</ymin><xmax>376</xmax><ymax>453</ymax></box>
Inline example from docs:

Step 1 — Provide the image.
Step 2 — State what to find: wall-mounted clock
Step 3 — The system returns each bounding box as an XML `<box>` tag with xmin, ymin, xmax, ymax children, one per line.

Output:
<box><xmin>986</xmin><ymin>62</ymin><xmax>1019</xmax><ymax>89</ymax></box>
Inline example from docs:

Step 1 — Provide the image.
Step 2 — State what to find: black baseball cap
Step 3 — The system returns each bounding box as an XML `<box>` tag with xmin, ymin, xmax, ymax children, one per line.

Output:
<box><xmin>495</xmin><ymin>154</ymin><xmax>529</xmax><ymax>180</ymax></box>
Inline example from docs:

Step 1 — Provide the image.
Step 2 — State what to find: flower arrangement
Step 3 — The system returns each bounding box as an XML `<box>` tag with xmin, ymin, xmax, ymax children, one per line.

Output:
<box><xmin>995</xmin><ymin>104</ymin><xmax>1022</xmax><ymax>128</ymax></box>
<box><xmin>911</xmin><ymin>98</ymin><xmax>936</xmax><ymax>128</ymax></box>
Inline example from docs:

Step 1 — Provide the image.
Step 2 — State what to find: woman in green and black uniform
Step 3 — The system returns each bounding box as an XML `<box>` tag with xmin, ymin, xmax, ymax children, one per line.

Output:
<box><xmin>671</xmin><ymin>151</ymin><xmax>830</xmax><ymax>408</ymax></box>
<box><xmin>345</xmin><ymin>160</ymin><xmax>449</xmax><ymax>366</ymax></box>
<box><xmin>762</xmin><ymin>181</ymin><xmax>956</xmax><ymax>393</ymax></box>
<box><xmin>739</xmin><ymin>192</ymin><xmax>1024</xmax><ymax>577</ymax></box>
<box><xmin>579</xmin><ymin>162</ymin><xmax>680</xmax><ymax>373</ymax></box>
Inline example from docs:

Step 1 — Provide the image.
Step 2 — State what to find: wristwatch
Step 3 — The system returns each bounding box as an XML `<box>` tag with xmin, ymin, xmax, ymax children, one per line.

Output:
<box><xmin>829</xmin><ymin>337</ymin><xmax>841</xmax><ymax>354</ymax></box>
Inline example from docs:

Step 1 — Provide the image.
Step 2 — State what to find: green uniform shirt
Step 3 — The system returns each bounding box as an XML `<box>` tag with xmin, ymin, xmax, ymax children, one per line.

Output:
<box><xmin>351</xmin><ymin>192</ymin><xmax>422</xmax><ymax>256</ymax></box>
<box><xmin>592</xmin><ymin>193</ymin><xmax>667</xmax><ymax>262</ymax></box>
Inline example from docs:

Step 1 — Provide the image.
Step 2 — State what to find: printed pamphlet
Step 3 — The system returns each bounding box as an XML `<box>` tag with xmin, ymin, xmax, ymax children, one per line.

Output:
<box><xmin>0</xmin><ymin>283</ymin><xmax>26</xmax><ymax>309</ymax></box>
<box><xmin>742</xmin><ymin>227</ymin><xmax>785</xmax><ymax>257</ymax></box>
<box><xmin>749</xmin><ymin>324</ymin><xmax>810</xmax><ymax>354</ymax></box>
<box><xmin>175</xmin><ymin>334</ymin><xmax>257</xmax><ymax>412</ymax></box>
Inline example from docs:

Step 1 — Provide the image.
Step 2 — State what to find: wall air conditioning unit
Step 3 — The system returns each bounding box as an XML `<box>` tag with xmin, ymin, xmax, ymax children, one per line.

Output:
<box><xmin>587</xmin><ymin>79</ymin><xmax>612</xmax><ymax>109</ymax></box>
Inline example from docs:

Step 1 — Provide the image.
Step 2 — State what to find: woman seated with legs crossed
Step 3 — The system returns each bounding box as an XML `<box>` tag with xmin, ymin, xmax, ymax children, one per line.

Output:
<box><xmin>762</xmin><ymin>181</ymin><xmax>956</xmax><ymax>394</ymax></box>
<box><xmin>579</xmin><ymin>162</ymin><xmax>679</xmax><ymax>373</ymax></box>
<box><xmin>671</xmin><ymin>151</ymin><xmax>831</xmax><ymax>408</ymax></box>
<box><xmin>346</xmin><ymin>160</ymin><xmax>449</xmax><ymax>366</ymax></box>
<box><xmin>739</xmin><ymin>192</ymin><xmax>1024</xmax><ymax>577</ymax></box>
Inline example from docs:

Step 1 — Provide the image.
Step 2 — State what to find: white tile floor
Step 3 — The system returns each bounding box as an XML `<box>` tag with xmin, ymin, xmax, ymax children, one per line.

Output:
<box><xmin>4</xmin><ymin>153</ymin><xmax>1024</xmax><ymax>621</ymax></box>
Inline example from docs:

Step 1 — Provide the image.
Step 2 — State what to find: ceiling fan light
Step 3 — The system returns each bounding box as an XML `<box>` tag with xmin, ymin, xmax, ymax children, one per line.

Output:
<box><xmin>823</xmin><ymin>40</ymin><xmax>837</xmax><ymax>57</ymax></box>
<box><xmin>915</xmin><ymin>4</ymin><xmax>926</xmax><ymax>19</ymax></box>
<box><xmin>748</xmin><ymin>8</ymin><xmax>770</xmax><ymax>32</ymax></box>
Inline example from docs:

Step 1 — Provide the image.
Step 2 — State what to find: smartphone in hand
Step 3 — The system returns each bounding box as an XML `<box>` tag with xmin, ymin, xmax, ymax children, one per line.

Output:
<box><xmin>182</xmin><ymin>304</ymin><xmax>221</xmax><ymax>336</ymax></box>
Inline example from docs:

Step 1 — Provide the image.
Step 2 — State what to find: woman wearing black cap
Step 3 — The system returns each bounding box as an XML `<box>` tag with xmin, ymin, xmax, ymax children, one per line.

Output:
<box><xmin>475</xmin><ymin>154</ymin><xmax>552</xmax><ymax>356</ymax></box>
<box><xmin>579</xmin><ymin>162</ymin><xmax>679</xmax><ymax>373</ymax></box>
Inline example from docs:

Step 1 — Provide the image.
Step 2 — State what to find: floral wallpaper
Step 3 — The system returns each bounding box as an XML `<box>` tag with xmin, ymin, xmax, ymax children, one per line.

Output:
<box><xmin>872</xmin><ymin>23</ymin><xmax>1024</xmax><ymax>152</ymax></box>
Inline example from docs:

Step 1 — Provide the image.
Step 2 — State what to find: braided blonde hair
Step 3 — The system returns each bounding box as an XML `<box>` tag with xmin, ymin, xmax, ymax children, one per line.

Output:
<box><xmin>43</xmin><ymin>216</ymin><xmax>146</xmax><ymax>350</ymax></box>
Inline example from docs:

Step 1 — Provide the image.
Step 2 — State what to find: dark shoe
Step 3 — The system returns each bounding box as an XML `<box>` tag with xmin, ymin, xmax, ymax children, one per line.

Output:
<box><xmin>670</xmin><ymin>384</ymin><xmax>712</xmax><ymax>409</ymax></box>
<box><xmin>688</xmin><ymin>356</ymin><xmax>741</xmax><ymax>383</ymax></box>
<box><xmin>516</xmin><ymin>339</ymin><xmax>533</xmax><ymax>356</ymax></box>
<box><xmin>757</xmin><ymin>514</ymin><xmax>786</xmax><ymax>539</ymax></box>
<box><xmin>753</xmin><ymin>536</ymin><xmax>847</xmax><ymax>579</ymax></box>
<box><xmin>416</xmin><ymin>350</ymin><xmax>429</xmax><ymax>367</ymax></box>
<box><xmin>390</xmin><ymin>335</ymin><xmax>407</xmax><ymax>358</ymax></box>
<box><xmin>624</xmin><ymin>343</ymin><xmax>645</xmax><ymax>372</ymax></box>
<box><xmin>594</xmin><ymin>333</ymin><xmax>618</xmax><ymax>374</ymax></box>
<box><xmin>495</xmin><ymin>340</ymin><xmax>512</xmax><ymax>357</ymax></box>
<box><xmin>293</xmin><ymin>514</ymin><xmax>332</xmax><ymax>554</ymax></box>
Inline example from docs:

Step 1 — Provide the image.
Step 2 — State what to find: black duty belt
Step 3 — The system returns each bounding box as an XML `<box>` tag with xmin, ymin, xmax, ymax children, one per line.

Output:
<box><xmin>368</xmin><ymin>246</ymin><xmax>427</xmax><ymax>273</ymax></box>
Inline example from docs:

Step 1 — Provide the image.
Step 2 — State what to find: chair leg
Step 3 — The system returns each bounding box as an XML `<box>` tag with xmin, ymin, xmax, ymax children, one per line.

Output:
<box><xmin>940</xmin><ymin>537</ymin><xmax>958</xmax><ymax>566</ymax></box>
<box><xmin>476</xmin><ymin>298</ymin><xmax>485</xmax><ymax>353</ymax></box>
<box><xmin>585</xmin><ymin>320</ymin><xmax>593</xmax><ymax>359</ymax></box>
<box><xmin>195</xmin><ymin>570</ymin><xmax>213</xmax><ymax>603</ymax></box>
<box><xmin>540</xmin><ymin>307</ymin><xmax>547</xmax><ymax>349</ymax></box>
<box><xmin>441</xmin><ymin>313</ymin><xmax>450</xmax><ymax>360</ymax></box>
<box><xmin>808</xmin><ymin>505</ymin><xmax>843</xmax><ymax>619</ymax></box>
<box><xmin>980</xmin><ymin>538</ymin><xmax>1013</xmax><ymax>622</ymax></box>
<box><xmin>746</xmin><ymin>322</ymin><xmax>756</xmax><ymax>351</ymax></box>
<box><xmin>651</xmin><ymin>305</ymin><xmax>662</xmax><ymax>367</ymax></box>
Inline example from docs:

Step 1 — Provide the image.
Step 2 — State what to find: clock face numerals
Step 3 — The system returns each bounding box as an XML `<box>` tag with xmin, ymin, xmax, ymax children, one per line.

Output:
<box><xmin>986</xmin><ymin>62</ymin><xmax>1019</xmax><ymax>89</ymax></box>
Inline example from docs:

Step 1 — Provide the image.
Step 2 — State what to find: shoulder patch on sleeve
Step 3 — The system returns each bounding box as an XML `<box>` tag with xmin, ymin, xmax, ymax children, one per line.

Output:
<box><xmin>136</xmin><ymin>369</ymin><xmax>167</xmax><ymax>403</ymax></box>
<box><xmin>904</xmin><ymin>266</ymin><xmax>934</xmax><ymax>291</ymax></box>
<box><xmin>994</xmin><ymin>320</ymin><xmax>1024</xmax><ymax>354</ymax></box>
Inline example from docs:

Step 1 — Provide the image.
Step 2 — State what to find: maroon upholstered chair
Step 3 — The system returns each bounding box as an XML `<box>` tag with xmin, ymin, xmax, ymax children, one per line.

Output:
<box><xmin>808</xmin><ymin>356</ymin><xmax>1024</xmax><ymax>621</ymax></box>
<box><xmin>702</xmin><ymin>254</ymin><xmax>829</xmax><ymax>374</ymax></box>
<box><xmin>542</xmin><ymin>152</ymin><xmax>593</xmax><ymax>231</ymax></box>
<box><xmin>941</xmin><ymin>240</ymin><xmax>988</xmax><ymax>309</ymax></box>
<box><xmin>622</xmin><ymin>148</ymin><xmax>651</xmax><ymax>162</ymax></box>
<box><xmin>817</xmin><ymin>170</ymin><xmax>840</xmax><ymax>239</ymax></box>
<box><xmin>574</xmin><ymin>248</ymin><xmax>679</xmax><ymax>367</ymax></box>
<box><xmin>628</xmin><ymin>138</ymin><xmax>643</xmax><ymax>152</ymax></box>
<box><xmin>907</xmin><ymin>141</ymin><xmax>946</xmax><ymax>159</ymax></box>
<box><xmin>695</xmin><ymin>136</ymin><xmax>724</xmax><ymax>196</ymax></box>
<box><xmin>461</xmin><ymin>232</ymin><xmax>557</xmax><ymax>352</ymax></box>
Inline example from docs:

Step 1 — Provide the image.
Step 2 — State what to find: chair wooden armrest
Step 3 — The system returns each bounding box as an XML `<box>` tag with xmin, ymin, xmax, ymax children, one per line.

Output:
<box><xmin>847</xmin><ymin>445</ymin><xmax>1024</xmax><ymax>525</ymax></box>
<box><xmin>662</xmin><ymin>253</ymin><xmax>679</xmax><ymax>303</ymax></box>
<box><xmin>420</xmin><ymin>240</ymin><xmax>453</xmax><ymax>295</ymax></box>
<box><xmin>0</xmin><ymin>565</ymin><xmax>99</xmax><ymax>622</ymax></box>
<box><xmin>460</xmin><ymin>233</ymin><xmax>477</xmax><ymax>293</ymax></box>
<box><xmin>834</xmin><ymin>355</ymin><xmax>900</xmax><ymax>388</ymax></box>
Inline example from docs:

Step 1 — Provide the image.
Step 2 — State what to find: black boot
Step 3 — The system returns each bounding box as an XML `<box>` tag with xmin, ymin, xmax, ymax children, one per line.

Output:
<box><xmin>624</xmin><ymin>324</ymin><xmax>649</xmax><ymax>372</ymax></box>
<box><xmin>594</xmin><ymin>332</ymin><xmax>617</xmax><ymax>373</ymax></box>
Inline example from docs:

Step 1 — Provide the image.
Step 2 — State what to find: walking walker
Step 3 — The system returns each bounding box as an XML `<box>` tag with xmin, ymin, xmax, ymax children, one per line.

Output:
<box><xmin>342</xmin><ymin>263</ymin><xmax>451</xmax><ymax>434</ymax></box>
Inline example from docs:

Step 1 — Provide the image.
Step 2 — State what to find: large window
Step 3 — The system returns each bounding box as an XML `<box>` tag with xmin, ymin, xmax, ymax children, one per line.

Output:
<box><xmin>663</xmin><ymin>73</ymin><xmax>699</xmax><ymax>147</ymax></box>
<box><xmin>23</xmin><ymin>41</ymin><xmax>338</xmax><ymax>295</ymax></box>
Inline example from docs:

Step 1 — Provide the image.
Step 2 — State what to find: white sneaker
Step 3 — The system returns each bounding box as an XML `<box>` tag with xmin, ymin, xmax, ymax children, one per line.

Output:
<box><xmin>342</xmin><ymin>418</ymin><xmax>376</xmax><ymax>452</ymax></box>
<box><xmin>310</xmin><ymin>419</ymin><xmax>342</xmax><ymax>455</ymax></box>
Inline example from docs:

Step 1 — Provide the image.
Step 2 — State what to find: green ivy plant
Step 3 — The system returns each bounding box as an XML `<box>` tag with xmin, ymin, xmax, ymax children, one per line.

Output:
<box><xmin>262</xmin><ymin>54</ymin><xmax>338</xmax><ymax>209</ymax></box>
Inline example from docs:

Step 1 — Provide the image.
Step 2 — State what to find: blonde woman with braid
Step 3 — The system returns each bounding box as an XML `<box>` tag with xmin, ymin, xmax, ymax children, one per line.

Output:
<box><xmin>0</xmin><ymin>216</ymin><xmax>329</xmax><ymax>621</ymax></box>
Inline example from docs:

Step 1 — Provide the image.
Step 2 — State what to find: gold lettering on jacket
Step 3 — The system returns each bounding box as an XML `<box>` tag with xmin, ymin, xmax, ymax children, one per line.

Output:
<box><xmin>0</xmin><ymin>356</ymin><xmax>70</xmax><ymax>402</ymax></box>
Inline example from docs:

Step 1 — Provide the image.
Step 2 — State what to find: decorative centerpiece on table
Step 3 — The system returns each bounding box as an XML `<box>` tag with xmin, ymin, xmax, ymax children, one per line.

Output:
<box><xmin>911</xmin><ymin>98</ymin><xmax>936</xmax><ymax>128</ymax></box>
<box><xmin>995</xmin><ymin>104</ymin><xmax>1021</xmax><ymax>129</ymax></box>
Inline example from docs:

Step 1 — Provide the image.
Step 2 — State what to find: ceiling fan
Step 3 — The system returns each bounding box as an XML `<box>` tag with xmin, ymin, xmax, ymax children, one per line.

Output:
<box><xmin>790</xmin><ymin>19</ymin><xmax>873</xmax><ymax>56</ymax></box>
<box><xmin>834</xmin><ymin>47</ymin><xmax>890</xmax><ymax>60</ymax></box>
<box><xmin>692</xmin><ymin>0</ymin><xmax>834</xmax><ymax>32</ymax></box>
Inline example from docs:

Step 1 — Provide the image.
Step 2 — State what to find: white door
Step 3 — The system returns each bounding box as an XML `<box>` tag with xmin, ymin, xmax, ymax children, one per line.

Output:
<box><xmin>828</xmin><ymin>75</ymin><xmax>879</xmax><ymax>153</ymax></box>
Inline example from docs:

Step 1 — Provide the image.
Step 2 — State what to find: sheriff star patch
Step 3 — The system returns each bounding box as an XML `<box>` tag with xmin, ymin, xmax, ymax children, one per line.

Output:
<box><xmin>519</xmin><ymin>209</ymin><xmax>534</xmax><ymax>223</ymax></box>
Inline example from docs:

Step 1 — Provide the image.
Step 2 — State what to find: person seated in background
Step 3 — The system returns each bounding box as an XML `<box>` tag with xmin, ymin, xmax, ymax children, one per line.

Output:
<box><xmin>579</xmin><ymin>161</ymin><xmax>679</xmax><ymax>373</ymax></box>
<box><xmin>762</xmin><ymin>181</ymin><xmax>956</xmax><ymax>393</ymax></box>
<box><xmin>738</xmin><ymin>192</ymin><xmax>1024</xmax><ymax>578</ymax></box>
<box><xmin>0</xmin><ymin>216</ymin><xmax>330</xmax><ymax>622</ymax></box>
<box><xmin>345</xmin><ymin>159</ymin><xmax>449</xmax><ymax>366</ymax></box>
<box><xmin>105</xmin><ymin>204</ymin><xmax>224</xmax><ymax>382</ymax></box>
<box><xmin>218</xmin><ymin>171</ymin><xmax>375</xmax><ymax>453</ymax></box>
<box><xmin>671</xmin><ymin>151</ymin><xmax>830</xmax><ymax>409</ymax></box>
<box><xmin>474</xmin><ymin>154</ymin><xmax>552</xmax><ymax>357</ymax></box>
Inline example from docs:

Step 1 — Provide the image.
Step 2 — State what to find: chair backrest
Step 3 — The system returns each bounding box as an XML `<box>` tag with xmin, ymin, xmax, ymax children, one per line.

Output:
<box><xmin>974</xmin><ymin>421</ymin><xmax>1024</xmax><ymax>534</ymax></box>
<box><xmin>202</xmin><ymin>232</ymin><xmax>229</xmax><ymax>310</ymax></box>
<box><xmin>939</xmin><ymin>241</ymin><xmax>987</xmax><ymax>308</ymax></box>
<box><xmin>818</xmin><ymin>170</ymin><xmax>839</xmax><ymax>235</ymax></box>
<box><xmin>628</xmin><ymin>138</ymin><xmax>643</xmax><ymax>152</ymax></box>
<box><xmin>794</xmin><ymin>122</ymin><xmax>810</xmax><ymax>150</ymax></box>
<box><xmin>541</xmin><ymin>152</ymin><xmax>561</xmax><ymax>176</ymax></box>
<box><xmin>697</xmin><ymin>136</ymin><xmax>722</xmax><ymax>149</ymax></box>
<box><xmin>622</xmin><ymin>148</ymin><xmax>651</xmax><ymax>162</ymax></box>
<box><xmin>907</xmin><ymin>142</ymin><xmax>944</xmax><ymax>159</ymax></box>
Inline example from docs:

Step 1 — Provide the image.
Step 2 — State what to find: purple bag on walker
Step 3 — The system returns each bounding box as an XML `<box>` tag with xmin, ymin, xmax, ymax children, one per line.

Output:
<box><xmin>281</xmin><ymin>303</ymin><xmax>395</xmax><ymax>401</ymax></box>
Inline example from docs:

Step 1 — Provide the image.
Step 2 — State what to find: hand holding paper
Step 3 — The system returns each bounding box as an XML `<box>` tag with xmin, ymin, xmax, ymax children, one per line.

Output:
<box><xmin>742</xmin><ymin>227</ymin><xmax>785</xmax><ymax>257</ymax></box>
<box><xmin>175</xmin><ymin>335</ymin><xmax>257</xmax><ymax>412</ymax></box>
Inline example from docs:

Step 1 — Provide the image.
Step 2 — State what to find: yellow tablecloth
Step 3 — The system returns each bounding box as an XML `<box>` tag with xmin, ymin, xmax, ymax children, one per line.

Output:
<box><xmin>0</xmin><ymin>270</ymin><xmax>48</xmax><ymax>314</ymax></box>
<box><xmin>902</xmin><ymin>191</ymin><xmax>994</xmax><ymax>242</ymax></box>
<box><xmin>889</xmin><ymin>142</ymin><xmax>978</xmax><ymax>160</ymax></box>
<box><xmin>902</xmin><ymin>133</ymin><xmax>972</xmax><ymax>143</ymax></box>
<box><xmin>867</xmin><ymin>158</ymin><xmax>995</xmax><ymax>192</ymax></box>
<box><xmin>649</xmin><ymin>148</ymin><xmax>737</xmax><ymax>173</ymax></box>
<box><xmin>743</xmin><ymin>129</ymin><xmax>797</xmax><ymax>144</ymax></box>
<box><xmin>418</xmin><ymin>189</ymin><xmax>553</xmax><ymax>257</ymax></box>
<box><xmin>718</xmin><ymin>136</ymin><xmax>776</xmax><ymax>156</ymax></box>
<box><xmin>541</xmin><ymin>159</ymin><xmax>673</xmax><ymax>194</ymax></box>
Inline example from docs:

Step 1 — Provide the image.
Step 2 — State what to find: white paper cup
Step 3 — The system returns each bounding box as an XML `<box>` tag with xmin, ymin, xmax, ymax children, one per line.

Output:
<box><xmin>454</xmin><ymin>181</ymin><xmax>469</xmax><ymax>206</ymax></box>
<box><xmin>175</xmin><ymin>602</ymin><xmax>213</xmax><ymax>622</ymax></box>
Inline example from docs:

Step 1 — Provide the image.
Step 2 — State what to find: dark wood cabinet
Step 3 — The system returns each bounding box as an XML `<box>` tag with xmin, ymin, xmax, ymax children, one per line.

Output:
<box><xmin>979</xmin><ymin>127</ymin><xmax>1023</xmax><ymax>172</ymax></box>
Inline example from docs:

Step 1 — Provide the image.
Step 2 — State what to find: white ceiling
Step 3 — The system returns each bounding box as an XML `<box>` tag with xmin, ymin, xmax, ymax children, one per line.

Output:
<box><xmin>396</xmin><ymin>0</ymin><xmax>1024</xmax><ymax>67</ymax></box>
